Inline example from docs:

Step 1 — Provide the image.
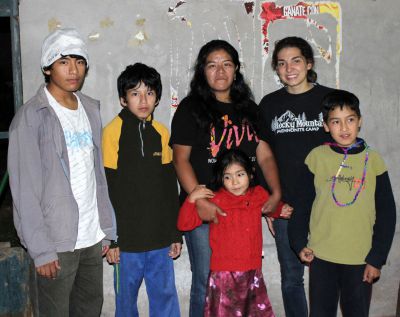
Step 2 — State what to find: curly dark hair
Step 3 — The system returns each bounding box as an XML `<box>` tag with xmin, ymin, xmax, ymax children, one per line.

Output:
<box><xmin>271</xmin><ymin>36</ymin><xmax>317</xmax><ymax>83</ymax></box>
<box><xmin>188</xmin><ymin>40</ymin><xmax>258</xmax><ymax>132</ymax></box>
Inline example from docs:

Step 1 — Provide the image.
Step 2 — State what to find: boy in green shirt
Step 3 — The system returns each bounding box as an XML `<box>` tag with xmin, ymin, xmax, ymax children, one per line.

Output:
<box><xmin>289</xmin><ymin>89</ymin><xmax>396</xmax><ymax>317</ymax></box>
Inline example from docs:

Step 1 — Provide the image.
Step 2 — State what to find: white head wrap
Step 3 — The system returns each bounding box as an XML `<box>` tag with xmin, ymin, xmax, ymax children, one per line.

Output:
<box><xmin>41</xmin><ymin>28</ymin><xmax>89</xmax><ymax>70</ymax></box>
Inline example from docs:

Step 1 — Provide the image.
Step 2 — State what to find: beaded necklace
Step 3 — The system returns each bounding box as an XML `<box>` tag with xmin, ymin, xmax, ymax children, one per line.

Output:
<box><xmin>325</xmin><ymin>139</ymin><xmax>369</xmax><ymax>207</ymax></box>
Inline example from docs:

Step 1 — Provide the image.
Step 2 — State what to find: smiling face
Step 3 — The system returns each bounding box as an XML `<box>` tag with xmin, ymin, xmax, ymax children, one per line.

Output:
<box><xmin>204</xmin><ymin>49</ymin><xmax>237</xmax><ymax>102</ymax></box>
<box><xmin>45</xmin><ymin>55</ymin><xmax>86</xmax><ymax>96</ymax></box>
<box><xmin>323</xmin><ymin>106</ymin><xmax>362</xmax><ymax>147</ymax></box>
<box><xmin>222</xmin><ymin>162</ymin><xmax>251</xmax><ymax>196</ymax></box>
<box><xmin>275</xmin><ymin>47</ymin><xmax>313</xmax><ymax>94</ymax></box>
<box><xmin>121</xmin><ymin>81</ymin><xmax>157</xmax><ymax>120</ymax></box>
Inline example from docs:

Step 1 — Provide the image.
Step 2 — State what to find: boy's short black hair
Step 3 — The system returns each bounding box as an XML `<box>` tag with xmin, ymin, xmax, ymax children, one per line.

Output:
<box><xmin>117</xmin><ymin>63</ymin><xmax>162</xmax><ymax>103</ymax></box>
<box><xmin>42</xmin><ymin>54</ymin><xmax>88</xmax><ymax>83</ymax></box>
<box><xmin>322</xmin><ymin>89</ymin><xmax>361</xmax><ymax>122</ymax></box>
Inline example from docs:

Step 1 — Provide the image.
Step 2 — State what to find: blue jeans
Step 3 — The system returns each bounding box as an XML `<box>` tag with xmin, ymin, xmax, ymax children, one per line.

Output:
<box><xmin>184</xmin><ymin>223</ymin><xmax>211</xmax><ymax>317</ymax></box>
<box><xmin>115</xmin><ymin>247</ymin><xmax>180</xmax><ymax>317</ymax></box>
<box><xmin>273</xmin><ymin>219</ymin><xmax>308</xmax><ymax>317</ymax></box>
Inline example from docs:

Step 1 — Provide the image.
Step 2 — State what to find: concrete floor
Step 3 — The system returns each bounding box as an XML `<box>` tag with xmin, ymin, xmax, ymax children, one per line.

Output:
<box><xmin>101</xmin><ymin>226</ymin><xmax>400</xmax><ymax>317</ymax></box>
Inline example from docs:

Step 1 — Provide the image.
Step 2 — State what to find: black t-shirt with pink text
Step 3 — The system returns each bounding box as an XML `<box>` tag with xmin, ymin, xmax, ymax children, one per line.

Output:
<box><xmin>170</xmin><ymin>96</ymin><xmax>268</xmax><ymax>202</ymax></box>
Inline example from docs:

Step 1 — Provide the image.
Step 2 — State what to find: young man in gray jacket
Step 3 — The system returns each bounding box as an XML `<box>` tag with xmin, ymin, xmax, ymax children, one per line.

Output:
<box><xmin>8</xmin><ymin>28</ymin><xmax>116</xmax><ymax>317</ymax></box>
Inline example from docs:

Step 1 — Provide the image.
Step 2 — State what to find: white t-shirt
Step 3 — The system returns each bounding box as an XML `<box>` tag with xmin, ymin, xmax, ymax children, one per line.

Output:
<box><xmin>45</xmin><ymin>87</ymin><xmax>105</xmax><ymax>249</ymax></box>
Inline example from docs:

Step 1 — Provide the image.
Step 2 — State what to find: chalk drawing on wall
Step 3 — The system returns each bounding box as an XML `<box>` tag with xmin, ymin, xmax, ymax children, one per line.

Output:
<box><xmin>259</xmin><ymin>1</ymin><xmax>342</xmax><ymax>88</ymax></box>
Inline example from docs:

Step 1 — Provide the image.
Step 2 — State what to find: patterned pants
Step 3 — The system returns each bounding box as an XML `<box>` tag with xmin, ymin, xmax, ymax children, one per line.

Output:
<box><xmin>204</xmin><ymin>269</ymin><xmax>275</xmax><ymax>317</ymax></box>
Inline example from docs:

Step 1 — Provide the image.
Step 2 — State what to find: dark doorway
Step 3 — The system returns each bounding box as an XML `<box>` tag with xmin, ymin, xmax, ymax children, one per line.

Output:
<box><xmin>0</xmin><ymin>15</ymin><xmax>18</xmax><ymax>246</ymax></box>
<box><xmin>0</xmin><ymin>4</ymin><xmax>33</xmax><ymax>317</ymax></box>
<box><xmin>0</xmin><ymin>16</ymin><xmax>14</xmax><ymax>133</ymax></box>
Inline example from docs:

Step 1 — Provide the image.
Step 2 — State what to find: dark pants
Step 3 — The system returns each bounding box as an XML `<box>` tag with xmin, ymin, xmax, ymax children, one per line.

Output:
<box><xmin>273</xmin><ymin>219</ymin><xmax>308</xmax><ymax>317</ymax></box>
<box><xmin>310</xmin><ymin>257</ymin><xmax>372</xmax><ymax>317</ymax></box>
<box><xmin>37</xmin><ymin>242</ymin><xmax>103</xmax><ymax>317</ymax></box>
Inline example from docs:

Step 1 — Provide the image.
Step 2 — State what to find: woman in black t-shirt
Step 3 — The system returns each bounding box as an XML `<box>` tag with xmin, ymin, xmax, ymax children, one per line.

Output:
<box><xmin>259</xmin><ymin>36</ymin><xmax>333</xmax><ymax>317</ymax></box>
<box><xmin>170</xmin><ymin>39</ymin><xmax>282</xmax><ymax>317</ymax></box>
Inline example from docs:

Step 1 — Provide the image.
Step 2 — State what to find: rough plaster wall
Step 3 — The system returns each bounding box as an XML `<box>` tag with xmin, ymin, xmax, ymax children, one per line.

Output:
<box><xmin>19</xmin><ymin>0</ymin><xmax>399</xmax><ymax>316</ymax></box>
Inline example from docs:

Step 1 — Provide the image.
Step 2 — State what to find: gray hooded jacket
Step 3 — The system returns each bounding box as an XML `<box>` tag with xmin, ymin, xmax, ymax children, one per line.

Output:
<box><xmin>8</xmin><ymin>85</ymin><xmax>116</xmax><ymax>266</ymax></box>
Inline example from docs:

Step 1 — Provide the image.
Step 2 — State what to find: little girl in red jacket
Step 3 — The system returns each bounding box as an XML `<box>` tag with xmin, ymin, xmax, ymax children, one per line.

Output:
<box><xmin>178</xmin><ymin>149</ymin><xmax>292</xmax><ymax>317</ymax></box>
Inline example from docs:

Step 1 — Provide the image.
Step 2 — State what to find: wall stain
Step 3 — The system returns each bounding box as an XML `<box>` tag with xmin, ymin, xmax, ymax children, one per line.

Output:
<box><xmin>100</xmin><ymin>17</ymin><xmax>114</xmax><ymax>28</ymax></box>
<box><xmin>88</xmin><ymin>32</ymin><xmax>100</xmax><ymax>41</ymax></box>
<box><xmin>167</xmin><ymin>0</ymin><xmax>191</xmax><ymax>27</ymax></box>
<box><xmin>168</xmin><ymin>0</ymin><xmax>186</xmax><ymax>13</ymax></box>
<box><xmin>244</xmin><ymin>2</ymin><xmax>255</xmax><ymax>14</ymax></box>
<box><xmin>48</xmin><ymin>18</ymin><xmax>61</xmax><ymax>31</ymax></box>
<box><xmin>136</xmin><ymin>18</ymin><xmax>146</xmax><ymax>26</ymax></box>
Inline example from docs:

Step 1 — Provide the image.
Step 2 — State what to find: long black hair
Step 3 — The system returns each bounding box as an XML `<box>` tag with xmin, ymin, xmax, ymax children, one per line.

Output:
<box><xmin>211</xmin><ymin>149</ymin><xmax>256</xmax><ymax>190</ymax></box>
<box><xmin>189</xmin><ymin>40</ymin><xmax>258</xmax><ymax>132</ymax></box>
<box><xmin>271</xmin><ymin>36</ymin><xmax>317</xmax><ymax>83</ymax></box>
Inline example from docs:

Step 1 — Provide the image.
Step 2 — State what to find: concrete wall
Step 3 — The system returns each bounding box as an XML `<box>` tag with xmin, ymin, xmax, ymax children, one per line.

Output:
<box><xmin>18</xmin><ymin>0</ymin><xmax>400</xmax><ymax>316</ymax></box>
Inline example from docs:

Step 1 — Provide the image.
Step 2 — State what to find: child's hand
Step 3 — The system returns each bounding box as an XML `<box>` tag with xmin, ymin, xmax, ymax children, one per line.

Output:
<box><xmin>363</xmin><ymin>264</ymin><xmax>380</xmax><ymax>283</ymax></box>
<box><xmin>188</xmin><ymin>185</ymin><xmax>215</xmax><ymax>203</ymax></box>
<box><xmin>169</xmin><ymin>243</ymin><xmax>182</xmax><ymax>259</ymax></box>
<box><xmin>264</xmin><ymin>216</ymin><xmax>275</xmax><ymax>236</ymax></box>
<box><xmin>280</xmin><ymin>203</ymin><xmax>294</xmax><ymax>219</ymax></box>
<box><xmin>106</xmin><ymin>247</ymin><xmax>120</xmax><ymax>264</ymax></box>
<box><xmin>102</xmin><ymin>245</ymin><xmax>110</xmax><ymax>256</ymax></box>
<box><xmin>261</xmin><ymin>193</ymin><xmax>280</xmax><ymax>214</ymax></box>
<box><xmin>299</xmin><ymin>247</ymin><xmax>314</xmax><ymax>264</ymax></box>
